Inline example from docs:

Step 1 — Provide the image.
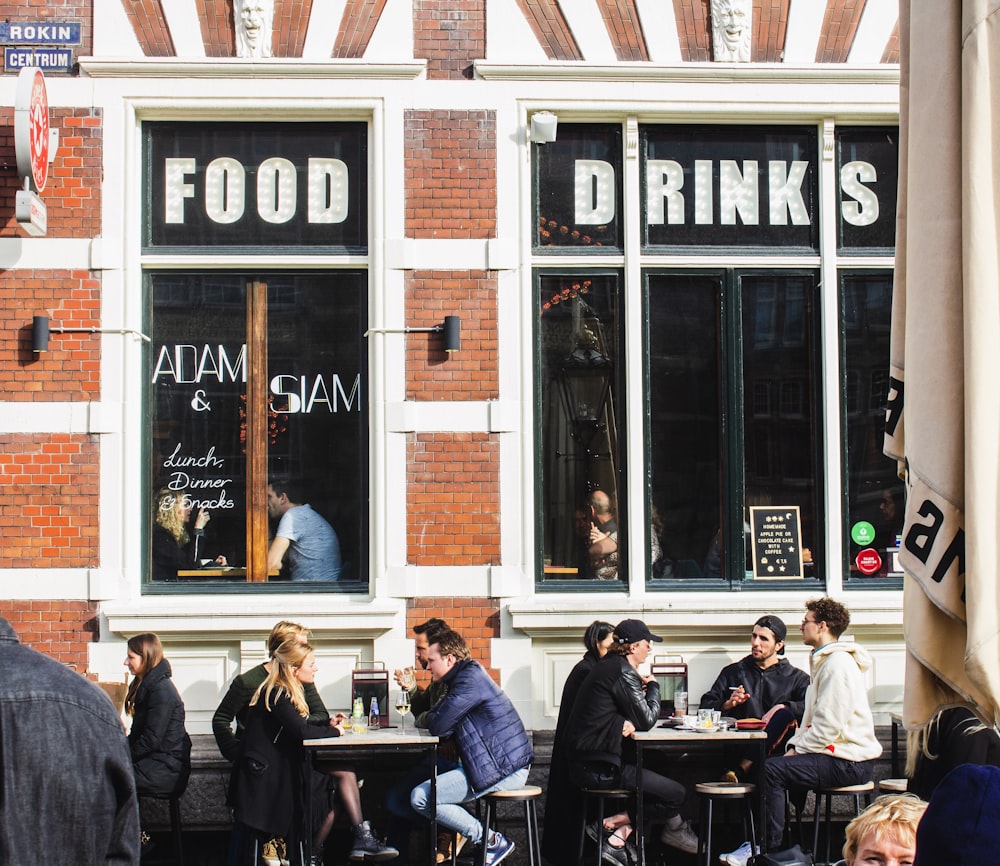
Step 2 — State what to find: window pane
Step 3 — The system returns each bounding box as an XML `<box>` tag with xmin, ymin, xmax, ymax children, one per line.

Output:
<box><xmin>647</xmin><ymin>273</ymin><xmax>724</xmax><ymax>581</ymax></box>
<box><xmin>148</xmin><ymin>272</ymin><xmax>367</xmax><ymax>587</ymax></box>
<box><xmin>741</xmin><ymin>273</ymin><xmax>821</xmax><ymax>582</ymax></box>
<box><xmin>533</xmin><ymin>124</ymin><xmax>623</xmax><ymax>253</ymax></box>
<box><xmin>836</xmin><ymin>127</ymin><xmax>898</xmax><ymax>252</ymax></box>
<box><xmin>840</xmin><ymin>271</ymin><xmax>901</xmax><ymax>581</ymax></box>
<box><xmin>642</xmin><ymin>125</ymin><xmax>819</xmax><ymax>251</ymax></box>
<box><xmin>538</xmin><ymin>273</ymin><xmax>623</xmax><ymax>583</ymax></box>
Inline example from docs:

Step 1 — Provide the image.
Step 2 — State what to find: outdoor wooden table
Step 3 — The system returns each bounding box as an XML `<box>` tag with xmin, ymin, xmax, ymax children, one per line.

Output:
<box><xmin>633</xmin><ymin>724</ymin><xmax>768</xmax><ymax>866</ymax></box>
<box><xmin>304</xmin><ymin>727</ymin><xmax>440</xmax><ymax>865</ymax></box>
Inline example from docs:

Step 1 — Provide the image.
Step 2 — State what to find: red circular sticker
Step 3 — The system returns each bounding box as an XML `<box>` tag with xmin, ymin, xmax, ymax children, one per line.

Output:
<box><xmin>856</xmin><ymin>548</ymin><xmax>883</xmax><ymax>575</ymax></box>
<box><xmin>15</xmin><ymin>68</ymin><xmax>50</xmax><ymax>193</ymax></box>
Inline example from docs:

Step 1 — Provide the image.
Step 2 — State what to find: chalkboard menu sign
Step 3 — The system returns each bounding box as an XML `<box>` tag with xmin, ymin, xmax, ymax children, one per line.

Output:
<box><xmin>749</xmin><ymin>506</ymin><xmax>804</xmax><ymax>579</ymax></box>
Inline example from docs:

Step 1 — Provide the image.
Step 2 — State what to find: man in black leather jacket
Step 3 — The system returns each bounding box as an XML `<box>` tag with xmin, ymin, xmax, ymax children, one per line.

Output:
<box><xmin>566</xmin><ymin>619</ymin><xmax>698</xmax><ymax>863</ymax></box>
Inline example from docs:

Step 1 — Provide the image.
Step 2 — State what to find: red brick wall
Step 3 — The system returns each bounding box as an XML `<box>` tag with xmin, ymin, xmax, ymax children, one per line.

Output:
<box><xmin>0</xmin><ymin>600</ymin><xmax>99</xmax><ymax>671</ymax></box>
<box><xmin>0</xmin><ymin>434</ymin><xmax>100</xmax><ymax>567</ymax></box>
<box><xmin>405</xmin><ymin>270</ymin><xmax>498</xmax><ymax>400</ymax></box>
<box><xmin>407</xmin><ymin>432</ymin><xmax>500</xmax><ymax>566</ymax></box>
<box><xmin>0</xmin><ymin>108</ymin><xmax>103</xmax><ymax>238</ymax></box>
<box><xmin>0</xmin><ymin>270</ymin><xmax>101</xmax><ymax>399</ymax></box>
<box><xmin>413</xmin><ymin>0</ymin><xmax>485</xmax><ymax>80</ymax></box>
<box><xmin>404</xmin><ymin>110</ymin><xmax>496</xmax><ymax>239</ymax></box>
<box><xmin>406</xmin><ymin>597</ymin><xmax>500</xmax><ymax>679</ymax></box>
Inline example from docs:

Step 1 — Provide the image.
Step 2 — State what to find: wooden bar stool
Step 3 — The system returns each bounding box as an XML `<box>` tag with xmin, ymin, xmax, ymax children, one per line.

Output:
<box><xmin>478</xmin><ymin>785</ymin><xmax>543</xmax><ymax>866</ymax></box>
<box><xmin>575</xmin><ymin>788</ymin><xmax>633</xmax><ymax>866</ymax></box>
<box><xmin>694</xmin><ymin>781</ymin><xmax>757</xmax><ymax>866</ymax></box>
<box><xmin>877</xmin><ymin>778</ymin><xmax>908</xmax><ymax>794</ymax></box>
<box><xmin>811</xmin><ymin>781</ymin><xmax>874</xmax><ymax>865</ymax></box>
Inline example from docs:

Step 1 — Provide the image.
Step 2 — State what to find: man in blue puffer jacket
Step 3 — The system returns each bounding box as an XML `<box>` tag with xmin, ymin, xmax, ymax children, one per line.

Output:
<box><xmin>410</xmin><ymin>628</ymin><xmax>532</xmax><ymax>866</ymax></box>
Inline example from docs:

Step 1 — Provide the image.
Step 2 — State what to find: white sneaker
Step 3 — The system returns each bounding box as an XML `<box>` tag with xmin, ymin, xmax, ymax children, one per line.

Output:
<box><xmin>720</xmin><ymin>840</ymin><xmax>759</xmax><ymax>866</ymax></box>
<box><xmin>660</xmin><ymin>818</ymin><xmax>699</xmax><ymax>854</ymax></box>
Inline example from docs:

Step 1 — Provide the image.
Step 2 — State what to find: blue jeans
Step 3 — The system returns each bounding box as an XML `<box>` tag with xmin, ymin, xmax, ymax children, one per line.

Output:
<box><xmin>764</xmin><ymin>753</ymin><xmax>874</xmax><ymax>848</ymax></box>
<box><xmin>410</xmin><ymin>766</ymin><xmax>530</xmax><ymax>845</ymax></box>
<box><xmin>384</xmin><ymin>755</ymin><xmax>461</xmax><ymax>857</ymax></box>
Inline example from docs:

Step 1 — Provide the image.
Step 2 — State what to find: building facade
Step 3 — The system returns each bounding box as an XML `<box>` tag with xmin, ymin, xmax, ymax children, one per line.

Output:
<box><xmin>1</xmin><ymin>0</ymin><xmax>902</xmax><ymax>733</ymax></box>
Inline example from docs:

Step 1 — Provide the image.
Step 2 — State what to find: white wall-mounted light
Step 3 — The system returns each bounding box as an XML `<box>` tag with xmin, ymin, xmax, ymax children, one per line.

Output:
<box><xmin>530</xmin><ymin>111</ymin><xmax>558</xmax><ymax>144</ymax></box>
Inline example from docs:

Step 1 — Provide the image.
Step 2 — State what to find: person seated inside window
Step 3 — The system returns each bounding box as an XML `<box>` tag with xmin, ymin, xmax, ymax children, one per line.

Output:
<box><xmin>151</xmin><ymin>487</ymin><xmax>227</xmax><ymax>581</ymax></box>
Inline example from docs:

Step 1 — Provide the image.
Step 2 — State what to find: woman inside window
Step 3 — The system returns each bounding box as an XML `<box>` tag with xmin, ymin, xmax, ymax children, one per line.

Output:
<box><xmin>151</xmin><ymin>487</ymin><xmax>227</xmax><ymax>580</ymax></box>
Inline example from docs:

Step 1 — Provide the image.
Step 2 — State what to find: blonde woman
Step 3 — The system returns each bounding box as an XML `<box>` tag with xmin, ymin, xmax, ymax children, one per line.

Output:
<box><xmin>124</xmin><ymin>633</ymin><xmax>192</xmax><ymax>801</ymax></box>
<box><xmin>230</xmin><ymin>638</ymin><xmax>397</xmax><ymax>863</ymax></box>
<box><xmin>832</xmin><ymin>793</ymin><xmax>926</xmax><ymax>866</ymax></box>
<box><xmin>151</xmin><ymin>487</ymin><xmax>227</xmax><ymax>581</ymax></box>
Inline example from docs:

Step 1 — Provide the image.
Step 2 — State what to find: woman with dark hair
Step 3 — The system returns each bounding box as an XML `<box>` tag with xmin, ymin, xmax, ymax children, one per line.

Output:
<box><xmin>124</xmin><ymin>632</ymin><xmax>192</xmax><ymax>798</ymax></box>
<box><xmin>541</xmin><ymin>620</ymin><xmax>615</xmax><ymax>866</ymax></box>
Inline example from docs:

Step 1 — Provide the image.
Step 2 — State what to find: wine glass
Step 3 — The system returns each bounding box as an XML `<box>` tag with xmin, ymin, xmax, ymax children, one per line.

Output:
<box><xmin>395</xmin><ymin>689</ymin><xmax>412</xmax><ymax>733</ymax></box>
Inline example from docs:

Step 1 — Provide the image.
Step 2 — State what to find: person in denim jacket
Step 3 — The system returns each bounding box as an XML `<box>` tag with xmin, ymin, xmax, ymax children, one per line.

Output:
<box><xmin>0</xmin><ymin>616</ymin><xmax>140</xmax><ymax>863</ymax></box>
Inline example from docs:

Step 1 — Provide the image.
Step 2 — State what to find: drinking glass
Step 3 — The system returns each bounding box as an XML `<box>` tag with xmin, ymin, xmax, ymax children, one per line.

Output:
<box><xmin>395</xmin><ymin>689</ymin><xmax>412</xmax><ymax>733</ymax></box>
<box><xmin>399</xmin><ymin>666</ymin><xmax>417</xmax><ymax>691</ymax></box>
<box><xmin>674</xmin><ymin>690</ymin><xmax>688</xmax><ymax>717</ymax></box>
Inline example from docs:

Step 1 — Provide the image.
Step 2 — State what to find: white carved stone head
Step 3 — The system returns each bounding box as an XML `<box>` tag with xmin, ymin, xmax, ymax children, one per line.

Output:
<box><xmin>711</xmin><ymin>0</ymin><xmax>752</xmax><ymax>63</ymax></box>
<box><xmin>235</xmin><ymin>0</ymin><xmax>273</xmax><ymax>58</ymax></box>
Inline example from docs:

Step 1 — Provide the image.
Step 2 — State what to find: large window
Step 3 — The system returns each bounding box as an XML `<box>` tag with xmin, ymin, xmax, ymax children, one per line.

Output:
<box><xmin>142</xmin><ymin>121</ymin><xmax>369</xmax><ymax>591</ymax></box>
<box><xmin>147</xmin><ymin>273</ymin><xmax>368</xmax><ymax>588</ymax></box>
<box><xmin>533</xmin><ymin>121</ymin><xmax>896</xmax><ymax>590</ymax></box>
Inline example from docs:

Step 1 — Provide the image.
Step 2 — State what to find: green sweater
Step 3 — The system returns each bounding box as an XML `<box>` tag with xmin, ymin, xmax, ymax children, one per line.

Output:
<box><xmin>212</xmin><ymin>662</ymin><xmax>329</xmax><ymax>762</ymax></box>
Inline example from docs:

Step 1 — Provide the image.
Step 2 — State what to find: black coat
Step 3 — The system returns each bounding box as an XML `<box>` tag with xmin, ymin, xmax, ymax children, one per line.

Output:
<box><xmin>542</xmin><ymin>650</ymin><xmax>600</xmax><ymax>866</ymax></box>
<box><xmin>128</xmin><ymin>658</ymin><xmax>192</xmax><ymax>796</ymax></box>
<box><xmin>566</xmin><ymin>654</ymin><xmax>660</xmax><ymax>768</ymax></box>
<box><xmin>229</xmin><ymin>689</ymin><xmax>335</xmax><ymax>836</ymax></box>
<box><xmin>908</xmin><ymin>707</ymin><xmax>1000</xmax><ymax>801</ymax></box>
<box><xmin>151</xmin><ymin>524</ymin><xmax>198</xmax><ymax>582</ymax></box>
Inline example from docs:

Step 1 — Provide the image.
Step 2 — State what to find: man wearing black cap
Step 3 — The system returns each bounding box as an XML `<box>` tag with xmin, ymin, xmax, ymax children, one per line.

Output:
<box><xmin>699</xmin><ymin>615</ymin><xmax>810</xmax><ymax>772</ymax></box>
<box><xmin>565</xmin><ymin>619</ymin><xmax>698</xmax><ymax>863</ymax></box>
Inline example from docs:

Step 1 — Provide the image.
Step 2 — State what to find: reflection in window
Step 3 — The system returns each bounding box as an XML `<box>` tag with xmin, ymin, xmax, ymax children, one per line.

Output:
<box><xmin>742</xmin><ymin>273</ymin><xmax>820</xmax><ymax>579</ymax></box>
<box><xmin>537</xmin><ymin>273</ymin><xmax>623</xmax><ymax>583</ymax></box>
<box><xmin>646</xmin><ymin>271</ymin><xmax>821</xmax><ymax>584</ymax></box>
<box><xmin>841</xmin><ymin>271</ymin><xmax>901</xmax><ymax>581</ymax></box>
<box><xmin>646</xmin><ymin>273</ymin><xmax>723</xmax><ymax>580</ymax></box>
<box><xmin>147</xmin><ymin>272</ymin><xmax>367</xmax><ymax>587</ymax></box>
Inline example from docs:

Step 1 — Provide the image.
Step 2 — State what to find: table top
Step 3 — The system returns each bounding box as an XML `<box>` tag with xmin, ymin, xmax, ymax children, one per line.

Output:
<box><xmin>304</xmin><ymin>728</ymin><xmax>439</xmax><ymax>747</ymax></box>
<box><xmin>634</xmin><ymin>725</ymin><xmax>766</xmax><ymax>742</ymax></box>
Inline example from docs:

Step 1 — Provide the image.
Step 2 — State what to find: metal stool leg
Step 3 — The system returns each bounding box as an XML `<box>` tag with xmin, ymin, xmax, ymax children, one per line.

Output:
<box><xmin>169</xmin><ymin>795</ymin><xmax>185</xmax><ymax>866</ymax></box>
<box><xmin>478</xmin><ymin>799</ymin><xmax>495</xmax><ymax>866</ymax></box>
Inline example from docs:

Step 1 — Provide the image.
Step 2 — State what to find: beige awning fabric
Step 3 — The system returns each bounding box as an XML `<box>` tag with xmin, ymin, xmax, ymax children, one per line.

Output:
<box><xmin>887</xmin><ymin>0</ymin><xmax>1000</xmax><ymax>729</ymax></box>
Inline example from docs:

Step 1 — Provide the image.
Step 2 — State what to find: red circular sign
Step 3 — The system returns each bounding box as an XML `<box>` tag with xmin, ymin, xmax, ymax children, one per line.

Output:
<box><xmin>14</xmin><ymin>68</ymin><xmax>50</xmax><ymax>193</ymax></box>
<box><xmin>856</xmin><ymin>548</ymin><xmax>883</xmax><ymax>575</ymax></box>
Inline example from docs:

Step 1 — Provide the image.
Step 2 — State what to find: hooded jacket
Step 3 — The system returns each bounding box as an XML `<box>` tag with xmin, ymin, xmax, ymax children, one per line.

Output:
<box><xmin>425</xmin><ymin>658</ymin><xmax>532</xmax><ymax>794</ymax></box>
<box><xmin>787</xmin><ymin>640</ymin><xmax>881</xmax><ymax>762</ymax></box>
<box><xmin>128</xmin><ymin>657</ymin><xmax>192</xmax><ymax>796</ymax></box>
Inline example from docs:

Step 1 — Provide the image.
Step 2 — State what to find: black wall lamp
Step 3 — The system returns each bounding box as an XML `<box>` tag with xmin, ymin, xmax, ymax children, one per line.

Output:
<box><xmin>364</xmin><ymin>315</ymin><xmax>462</xmax><ymax>353</ymax></box>
<box><xmin>32</xmin><ymin>314</ymin><xmax>151</xmax><ymax>353</ymax></box>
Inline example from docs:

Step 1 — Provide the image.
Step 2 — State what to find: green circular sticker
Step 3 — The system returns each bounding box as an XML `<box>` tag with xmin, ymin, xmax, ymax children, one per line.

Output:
<box><xmin>851</xmin><ymin>521</ymin><xmax>875</xmax><ymax>545</ymax></box>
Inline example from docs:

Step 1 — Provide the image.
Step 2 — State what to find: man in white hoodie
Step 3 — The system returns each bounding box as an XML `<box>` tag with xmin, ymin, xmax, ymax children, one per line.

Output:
<box><xmin>721</xmin><ymin>597</ymin><xmax>882</xmax><ymax>865</ymax></box>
